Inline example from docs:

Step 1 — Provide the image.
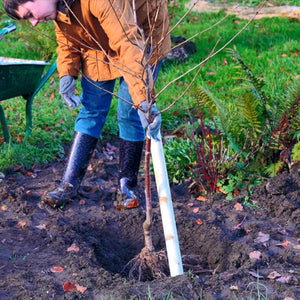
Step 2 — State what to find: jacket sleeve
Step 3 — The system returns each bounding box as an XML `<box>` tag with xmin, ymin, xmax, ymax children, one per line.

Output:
<box><xmin>89</xmin><ymin>0</ymin><xmax>150</xmax><ymax>106</ymax></box>
<box><xmin>54</xmin><ymin>22</ymin><xmax>82</xmax><ymax>79</ymax></box>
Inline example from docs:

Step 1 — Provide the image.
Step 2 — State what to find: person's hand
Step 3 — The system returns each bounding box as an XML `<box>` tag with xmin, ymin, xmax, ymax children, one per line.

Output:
<box><xmin>138</xmin><ymin>101</ymin><xmax>161</xmax><ymax>141</ymax></box>
<box><xmin>59</xmin><ymin>76</ymin><xmax>81</xmax><ymax>109</ymax></box>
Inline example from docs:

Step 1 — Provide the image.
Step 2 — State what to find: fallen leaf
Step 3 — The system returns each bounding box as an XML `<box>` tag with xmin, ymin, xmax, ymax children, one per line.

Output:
<box><xmin>67</xmin><ymin>244</ymin><xmax>80</xmax><ymax>252</ymax></box>
<box><xmin>187</xmin><ymin>203</ymin><xmax>194</xmax><ymax>207</ymax></box>
<box><xmin>196</xmin><ymin>196</ymin><xmax>207</xmax><ymax>202</ymax></box>
<box><xmin>35</xmin><ymin>224</ymin><xmax>46</xmax><ymax>230</ymax></box>
<box><xmin>17</xmin><ymin>221</ymin><xmax>26</xmax><ymax>229</ymax></box>
<box><xmin>63</xmin><ymin>281</ymin><xmax>76</xmax><ymax>292</ymax></box>
<box><xmin>8</xmin><ymin>195</ymin><xmax>15</xmax><ymax>201</ymax></box>
<box><xmin>254</xmin><ymin>232</ymin><xmax>270</xmax><ymax>243</ymax></box>
<box><xmin>216</xmin><ymin>186</ymin><xmax>227</xmax><ymax>194</ymax></box>
<box><xmin>281</xmin><ymin>53</ymin><xmax>287</xmax><ymax>57</ymax></box>
<box><xmin>79</xmin><ymin>200</ymin><xmax>86</xmax><ymax>205</ymax></box>
<box><xmin>284</xmin><ymin>297</ymin><xmax>295</xmax><ymax>300</ymax></box>
<box><xmin>196</xmin><ymin>219</ymin><xmax>203</xmax><ymax>225</ymax></box>
<box><xmin>234</xmin><ymin>203</ymin><xmax>244</xmax><ymax>211</ymax></box>
<box><xmin>1</xmin><ymin>205</ymin><xmax>7</xmax><ymax>211</ymax></box>
<box><xmin>75</xmin><ymin>284</ymin><xmax>87</xmax><ymax>293</ymax></box>
<box><xmin>276</xmin><ymin>276</ymin><xmax>291</xmax><ymax>283</ymax></box>
<box><xmin>267</xmin><ymin>271</ymin><xmax>281</xmax><ymax>280</ymax></box>
<box><xmin>192</xmin><ymin>208</ymin><xmax>199</xmax><ymax>214</ymax></box>
<box><xmin>249</xmin><ymin>251</ymin><xmax>261</xmax><ymax>260</ymax></box>
<box><xmin>50</xmin><ymin>266</ymin><xmax>64</xmax><ymax>273</ymax></box>
<box><xmin>26</xmin><ymin>190</ymin><xmax>32</xmax><ymax>195</ymax></box>
<box><xmin>276</xmin><ymin>241</ymin><xmax>291</xmax><ymax>249</ymax></box>
<box><xmin>233</xmin><ymin>189</ymin><xmax>239</xmax><ymax>197</ymax></box>
<box><xmin>293</xmin><ymin>245</ymin><xmax>300</xmax><ymax>250</ymax></box>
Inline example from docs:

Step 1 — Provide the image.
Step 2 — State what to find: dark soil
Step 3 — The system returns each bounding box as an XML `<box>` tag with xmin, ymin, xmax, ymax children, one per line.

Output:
<box><xmin>0</xmin><ymin>140</ymin><xmax>299</xmax><ymax>300</ymax></box>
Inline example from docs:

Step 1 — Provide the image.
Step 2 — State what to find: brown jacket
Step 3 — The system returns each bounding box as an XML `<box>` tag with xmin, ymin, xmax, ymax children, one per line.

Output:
<box><xmin>54</xmin><ymin>0</ymin><xmax>171</xmax><ymax>105</ymax></box>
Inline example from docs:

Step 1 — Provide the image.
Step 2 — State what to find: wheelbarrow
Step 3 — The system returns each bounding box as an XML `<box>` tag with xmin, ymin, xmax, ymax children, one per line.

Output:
<box><xmin>0</xmin><ymin>23</ymin><xmax>57</xmax><ymax>143</ymax></box>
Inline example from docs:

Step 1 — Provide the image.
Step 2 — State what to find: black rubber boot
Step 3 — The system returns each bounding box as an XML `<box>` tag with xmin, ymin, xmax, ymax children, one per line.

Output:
<box><xmin>42</xmin><ymin>132</ymin><xmax>98</xmax><ymax>208</ymax></box>
<box><xmin>116</xmin><ymin>139</ymin><xmax>144</xmax><ymax>209</ymax></box>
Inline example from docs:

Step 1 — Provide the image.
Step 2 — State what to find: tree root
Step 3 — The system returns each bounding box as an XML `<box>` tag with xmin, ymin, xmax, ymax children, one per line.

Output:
<box><xmin>123</xmin><ymin>247</ymin><xmax>169</xmax><ymax>281</ymax></box>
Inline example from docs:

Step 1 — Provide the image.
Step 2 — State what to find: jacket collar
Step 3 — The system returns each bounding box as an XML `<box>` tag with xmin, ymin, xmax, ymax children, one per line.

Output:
<box><xmin>56</xmin><ymin>0</ymin><xmax>75</xmax><ymax>24</ymax></box>
<box><xmin>57</xmin><ymin>0</ymin><xmax>75</xmax><ymax>14</ymax></box>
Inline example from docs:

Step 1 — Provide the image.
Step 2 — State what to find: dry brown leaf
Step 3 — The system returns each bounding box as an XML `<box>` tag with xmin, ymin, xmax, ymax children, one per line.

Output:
<box><xmin>249</xmin><ymin>251</ymin><xmax>261</xmax><ymax>260</ymax></box>
<box><xmin>35</xmin><ymin>224</ymin><xmax>46</xmax><ymax>230</ymax></box>
<box><xmin>233</xmin><ymin>189</ymin><xmax>239</xmax><ymax>197</ymax></box>
<box><xmin>267</xmin><ymin>271</ymin><xmax>281</xmax><ymax>280</ymax></box>
<box><xmin>187</xmin><ymin>203</ymin><xmax>194</xmax><ymax>207</ymax></box>
<box><xmin>196</xmin><ymin>196</ymin><xmax>208</xmax><ymax>202</ymax></box>
<box><xmin>63</xmin><ymin>281</ymin><xmax>76</xmax><ymax>292</ymax></box>
<box><xmin>67</xmin><ymin>244</ymin><xmax>80</xmax><ymax>252</ymax></box>
<box><xmin>276</xmin><ymin>241</ymin><xmax>291</xmax><ymax>249</ymax></box>
<box><xmin>50</xmin><ymin>266</ymin><xmax>64</xmax><ymax>273</ymax></box>
<box><xmin>254</xmin><ymin>232</ymin><xmax>270</xmax><ymax>243</ymax></box>
<box><xmin>196</xmin><ymin>219</ymin><xmax>203</xmax><ymax>225</ymax></box>
<box><xmin>8</xmin><ymin>195</ymin><xmax>15</xmax><ymax>201</ymax></box>
<box><xmin>276</xmin><ymin>276</ymin><xmax>291</xmax><ymax>283</ymax></box>
<box><xmin>75</xmin><ymin>284</ymin><xmax>87</xmax><ymax>293</ymax></box>
<box><xmin>293</xmin><ymin>245</ymin><xmax>300</xmax><ymax>250</ymax></box>
<box><xmin>234</xmin><ymin>203</ymin><xmax>244</xmax><ymax>211</ymax></box>
<box><xmin>192</xmin><ymin>208</ymin><xmax>199</xmax><ymax>214</ymax></box>
<box><xmin>79</xmin><ymin>200</ymin><xmax>86</xmax><ymax>205</ymax></box>
<box><xmin>17</xmin><ymin>221</ymin><xmax>26</xmax><ymax>229</ymax></box>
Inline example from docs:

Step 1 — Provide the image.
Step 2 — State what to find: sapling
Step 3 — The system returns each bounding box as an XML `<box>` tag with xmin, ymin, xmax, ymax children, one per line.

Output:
<box><xmin>11</xmin><ymin>0</ymin><xmax>265</xmax><ymax>280</ymax></box>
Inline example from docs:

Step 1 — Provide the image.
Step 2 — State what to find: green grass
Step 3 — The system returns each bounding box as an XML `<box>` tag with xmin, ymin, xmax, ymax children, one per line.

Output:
<box><xmin>0</xmin><ymin>2</ymin><xmax>300</xmax><ymax>173</ymax></box>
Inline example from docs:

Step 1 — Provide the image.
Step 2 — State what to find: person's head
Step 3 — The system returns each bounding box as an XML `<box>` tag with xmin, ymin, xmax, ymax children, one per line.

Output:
<box><xmin>2</xmin><ymin>0</ymin><xmax>58</xmax><ymax>26</ymax></box>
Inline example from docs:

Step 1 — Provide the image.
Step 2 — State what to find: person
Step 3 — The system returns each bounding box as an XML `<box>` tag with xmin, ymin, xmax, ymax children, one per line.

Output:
<box><xmin>2</xmin><ymin>0</ymin><xmax>171</xmax><ymax>208</ymax></box>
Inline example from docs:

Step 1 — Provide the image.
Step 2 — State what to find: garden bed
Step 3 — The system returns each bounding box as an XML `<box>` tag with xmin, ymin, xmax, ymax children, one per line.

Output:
<box><xmin>0</xmin><ymin>141</ymin><xmax>299</xmax><ymax>299</ymax></box>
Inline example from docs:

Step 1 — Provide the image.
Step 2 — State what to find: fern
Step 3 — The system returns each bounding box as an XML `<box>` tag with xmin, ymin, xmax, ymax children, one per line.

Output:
<box><xmin>264</xmin><ymin>162</ymin><xmax>284</xmax><ymax>177</ymax></box>
<box><xmin>227</xmin><ymin>47</ymin><xmax>271</xmax><ymax>120</ymax></box>
<box><xmin>192</xmin><ymin>86</ymin><xmax>232</xmax><ymax>138</ymax></box>
<box><xmin>292</xmin><ymin>141</ymin><xmax>300</xmax><ymax>162</ymax></box>
<box><xmin>236</xmin><ymin>93</ymin><xmax>262</xmax><ymax>134</ymax></box>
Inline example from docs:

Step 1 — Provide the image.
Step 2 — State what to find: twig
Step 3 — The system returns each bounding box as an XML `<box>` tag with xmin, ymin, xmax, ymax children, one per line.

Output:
<box><xmin>232</xmin><ymin>215</ymin><xmax>247</xmax><ymax>231</ymax></box>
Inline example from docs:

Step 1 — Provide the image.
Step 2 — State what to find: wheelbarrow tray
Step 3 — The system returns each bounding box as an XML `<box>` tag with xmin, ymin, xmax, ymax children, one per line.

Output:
<box><xmin>0</xmin><ymin>57</ymin><xmax>50</xmax><ymax>100</ymax></box>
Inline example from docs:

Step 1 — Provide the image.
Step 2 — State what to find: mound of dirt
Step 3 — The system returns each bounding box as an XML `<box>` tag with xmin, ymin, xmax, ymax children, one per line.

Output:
<box><xmin>0</xmin><ymin>141</ymin><xmax>299</xmax><ymax>299</ymax></box>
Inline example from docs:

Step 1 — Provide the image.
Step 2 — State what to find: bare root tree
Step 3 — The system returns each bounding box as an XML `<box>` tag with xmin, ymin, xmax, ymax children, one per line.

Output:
<box><xmin>17</xmin><ymin>0</ymin><xmax>269</xmax><ymax>280</ymax></box>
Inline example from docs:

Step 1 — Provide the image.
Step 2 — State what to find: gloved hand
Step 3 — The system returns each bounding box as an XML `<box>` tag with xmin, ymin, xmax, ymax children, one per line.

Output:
<box><xmin>138</xmin><ymin>101</ymin><xmax>161</xmax><ymax>141</ymax></box>
<box><xmin>59</xmin><ymin>75</ymin><xmax>81</xmax><ymax>109</ymax></box>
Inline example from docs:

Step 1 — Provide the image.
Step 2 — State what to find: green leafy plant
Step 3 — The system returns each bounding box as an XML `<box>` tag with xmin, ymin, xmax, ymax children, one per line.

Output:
<box><xmin>164</xmin><ymin>137</ymin><xmax>196</xmax><ymax>184</ymax></box>
<box><xmin>292</xmin><ymin>141</ymin><xmax>300</xmax><ymax>162</ymax></box>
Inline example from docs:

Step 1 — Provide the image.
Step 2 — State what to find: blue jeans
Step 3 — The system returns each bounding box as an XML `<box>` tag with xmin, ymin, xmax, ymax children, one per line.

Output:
<box><xmin>75</xmin><ymin>63</ymin><xmax>161</xmax><ymax>142</ymax></box>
